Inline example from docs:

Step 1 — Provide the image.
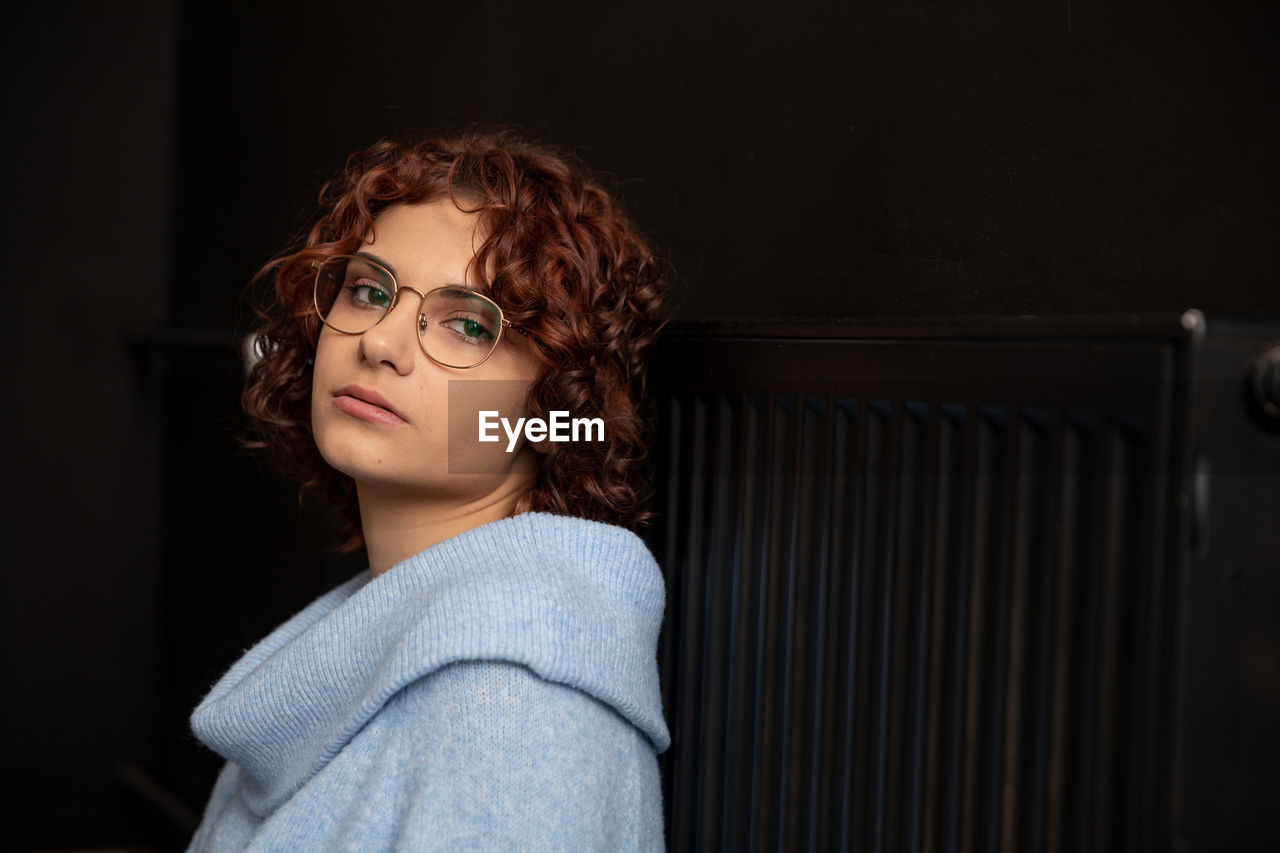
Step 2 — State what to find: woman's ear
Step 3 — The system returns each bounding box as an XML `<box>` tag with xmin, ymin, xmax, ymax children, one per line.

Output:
<box><xmin>523</xmin><ymin>375</ymin><xmax>553</xmax><ymax>457</ymax></box>
<box><xmin>526</xmin><ymin>431</ymin><xmax>551</xmax><ymax>456</ymax></box>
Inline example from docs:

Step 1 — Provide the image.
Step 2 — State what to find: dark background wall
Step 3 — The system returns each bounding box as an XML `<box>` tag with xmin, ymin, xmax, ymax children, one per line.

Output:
<box><xmin>2</xmin><ymin>0</ymin><xmax>1276</xmax><ymax>848</ymax></box>
<box><xmin>2</xmin><ymin>1</ymin><xmax>176</xmax><ymax>847</ymax></box>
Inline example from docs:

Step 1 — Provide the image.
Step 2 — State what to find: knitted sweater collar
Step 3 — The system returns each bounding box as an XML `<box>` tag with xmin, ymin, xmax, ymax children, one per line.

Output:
<box><xmin>190</xmin><ymin>512</ymin><xmax>668</xmax><ymax>815</ymax></box>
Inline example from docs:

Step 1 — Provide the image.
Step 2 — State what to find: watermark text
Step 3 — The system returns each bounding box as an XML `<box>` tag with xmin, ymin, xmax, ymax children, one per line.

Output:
<box><xmin>479</xmin><ymin>410</ymin><xmax>605</xmax><ymax>452</ymax></box>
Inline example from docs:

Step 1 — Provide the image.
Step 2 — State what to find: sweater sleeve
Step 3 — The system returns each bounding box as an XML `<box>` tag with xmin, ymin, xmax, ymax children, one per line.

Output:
<box><xmin>340</xmin><ymin>659</ymin><xmax>665</xmax><ymax>852</ymax></box>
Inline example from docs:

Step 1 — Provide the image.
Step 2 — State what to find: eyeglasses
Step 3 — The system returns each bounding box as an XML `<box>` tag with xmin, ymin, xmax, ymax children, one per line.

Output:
<box><xmin>311</xmin><ymin>254</ymin><xmax>526</xmax><ymax>369</ymax></box>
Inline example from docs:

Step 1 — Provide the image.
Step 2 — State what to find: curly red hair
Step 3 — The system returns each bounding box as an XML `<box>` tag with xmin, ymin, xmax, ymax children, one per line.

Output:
<box><xmin>242</xmin><ymin>132</ymin><xmax>670</xmax><ymax>549</ymax></box>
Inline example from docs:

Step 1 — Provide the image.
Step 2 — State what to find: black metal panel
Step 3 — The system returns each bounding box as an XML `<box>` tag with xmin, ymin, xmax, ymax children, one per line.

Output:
<box><xmin>648</xmin><ymin>318</ymin><xmax>1207</xmax><ymax>852</ymax></box>
<box><xmin>1174</xmin><ymin>323</ymin><xmax>1280</xmax><ymax>852</ymax></box>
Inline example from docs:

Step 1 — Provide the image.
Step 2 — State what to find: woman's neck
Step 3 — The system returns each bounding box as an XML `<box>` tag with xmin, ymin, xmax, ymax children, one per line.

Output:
<box><xmin>355</xmin><ymin>459</ymin><xmax>537</xmax><ymax>577</ymax></box>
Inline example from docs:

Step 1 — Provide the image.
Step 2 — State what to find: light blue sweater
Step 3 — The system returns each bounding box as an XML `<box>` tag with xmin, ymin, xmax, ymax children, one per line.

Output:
<box><xmin>187</xmin><ymin>512</ymin><xmax>669</xmax><ymax>851</ymax></box>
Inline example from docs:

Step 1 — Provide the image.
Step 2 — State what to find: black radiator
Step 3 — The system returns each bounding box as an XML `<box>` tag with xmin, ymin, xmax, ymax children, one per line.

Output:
<box><xmin>647</xmin><ymin>314</ymin><xmax>1280</xmax><ymax>852</ymax></box>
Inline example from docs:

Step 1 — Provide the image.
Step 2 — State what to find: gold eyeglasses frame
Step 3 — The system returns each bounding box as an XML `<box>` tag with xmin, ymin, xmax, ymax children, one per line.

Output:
<box><xmin>310</xmin><ymin>253</ymin><xmax>528</xmax><ymax>370</ymax></box>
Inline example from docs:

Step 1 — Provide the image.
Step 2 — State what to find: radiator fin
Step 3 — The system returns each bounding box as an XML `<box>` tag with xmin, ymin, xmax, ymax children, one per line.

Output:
<box><xmin>656</xmin><ymin>388</ymin><xmax>1171</xmax><ymax>853</ymax></box>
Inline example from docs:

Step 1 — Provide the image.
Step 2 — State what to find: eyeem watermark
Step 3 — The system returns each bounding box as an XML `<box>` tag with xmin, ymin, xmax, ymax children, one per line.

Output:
<box><xmin>479</xmin><ymin>411</ymin><xmax>605</xmax><ymax>452</ymax></box>
<box><xmin>448</xmin><ymin>379</ymin><xmax>607</xmax><ymax>474</ymax></box>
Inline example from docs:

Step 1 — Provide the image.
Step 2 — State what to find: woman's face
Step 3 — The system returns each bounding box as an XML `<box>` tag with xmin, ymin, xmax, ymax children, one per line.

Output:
<box><xmin>310</xmin><ymin>199</ymin><xmax>544</xmax><ymax>500</ymax></box>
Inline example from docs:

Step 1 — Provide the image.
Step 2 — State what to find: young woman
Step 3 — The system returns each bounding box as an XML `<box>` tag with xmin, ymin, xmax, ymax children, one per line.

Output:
<box><xmin>186</xmin><ymin>133</ymin><xmax>670</xmax><ymax>851</ymax></box>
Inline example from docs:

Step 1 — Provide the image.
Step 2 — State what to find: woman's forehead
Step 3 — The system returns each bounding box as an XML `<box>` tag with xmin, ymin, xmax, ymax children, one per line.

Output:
<box><xmin>362</xmin><ymin>200</ymin><xmax>486</xmax><ymax>288</ymax></box>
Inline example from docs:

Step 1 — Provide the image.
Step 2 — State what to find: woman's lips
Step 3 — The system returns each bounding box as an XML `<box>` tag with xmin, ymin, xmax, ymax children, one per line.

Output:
<box><xmin>333</xmin><ymin>386</ymin><xmax>408</xmax><ymax>425</ymax></box>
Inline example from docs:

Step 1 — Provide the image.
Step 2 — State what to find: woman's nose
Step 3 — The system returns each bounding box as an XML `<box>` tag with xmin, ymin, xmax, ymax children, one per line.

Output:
<box><xmin>357</xmin><ymin>288</ymin><xmax>427</xmax><ymax>374</ymax></box>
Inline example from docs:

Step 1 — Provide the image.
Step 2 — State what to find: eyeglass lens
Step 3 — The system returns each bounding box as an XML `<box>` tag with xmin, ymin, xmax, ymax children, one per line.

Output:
<box><xmin>314</xmin><ymin>255</ymin><xmax>503</xmax><ymax>368</ymax></box>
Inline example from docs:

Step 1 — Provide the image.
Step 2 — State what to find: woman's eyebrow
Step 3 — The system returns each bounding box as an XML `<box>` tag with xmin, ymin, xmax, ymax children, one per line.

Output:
<box><xmin>438</xmin><ymin>287</ymin><xmax>484</xmax><ymax>301</ymax></box>
<box><xmin>353</xmin><ymin>250</ymin><xmax>483</xmax><ymax>293</ymax></box>
<box><xmin>354</xmin><ymin>250</ymin><xmax>398</xmax><ymax>278</ymax></box>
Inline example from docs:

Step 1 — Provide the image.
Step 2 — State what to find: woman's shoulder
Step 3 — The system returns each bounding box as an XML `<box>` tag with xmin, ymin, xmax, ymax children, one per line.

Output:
<box><xmin>395</xmin><ymin>511</ymin><xmax>665</xmax><ymax>605</ymax></box>
<box><xmin>388</xmin><ymin>658</ymin><xmax>650</xmax><ymax>750</ymax></box>
<box><xmin>353</xmin><ymin>512</ymin><xmax>670</xmax><ymax>752</ymax></box>
<box><xmin>348</xmin><ymin>658</ymin><xmax>666</xmax><ymax>850</ymax></box>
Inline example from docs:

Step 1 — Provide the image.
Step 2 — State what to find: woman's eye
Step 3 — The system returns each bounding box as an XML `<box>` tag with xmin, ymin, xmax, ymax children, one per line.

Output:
<box><xmin>346</xmin><ymin>282</ymin><xmax>391</xmax><ymax>308</ymax></box>
<box><xmin>442</xmin><ymin>315</ymin><xmax>495</xmax><ymax>343</ymax></box>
